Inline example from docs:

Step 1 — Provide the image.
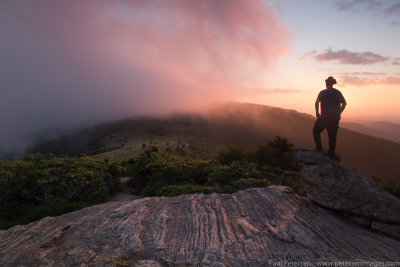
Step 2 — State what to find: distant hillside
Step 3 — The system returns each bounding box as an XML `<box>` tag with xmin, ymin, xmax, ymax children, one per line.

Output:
<box><xmin>29</xmin><ymin>102</ymin><xmax>400</xmax><ymax>183</ymax></box>
<box><xmin>342</xmin><ymin>121</ymin><xmax>400</xmax><ymax>144</ymax></box>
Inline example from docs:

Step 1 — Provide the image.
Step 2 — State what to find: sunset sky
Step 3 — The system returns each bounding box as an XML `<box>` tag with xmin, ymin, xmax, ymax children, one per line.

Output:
<box><xmin>239</xmin><ymin>0</ymin><xmax>400</xmax><ymax>122</ymax></box>
<box><xmin>0</xmin><ymin>0</ymin><xmax>400</xmax><ymax>152</ymax></box>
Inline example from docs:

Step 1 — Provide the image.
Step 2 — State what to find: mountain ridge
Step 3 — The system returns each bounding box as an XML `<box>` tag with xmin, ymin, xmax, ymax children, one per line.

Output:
<box><xmin>27</xmin><ymin>102</ymin><xmax>400</xmax><ymax>184</ymax></box>
<box><xmin>341</xmin><ymin>120</ymin><xmax>400</xmax><ymax>144</ymax></box>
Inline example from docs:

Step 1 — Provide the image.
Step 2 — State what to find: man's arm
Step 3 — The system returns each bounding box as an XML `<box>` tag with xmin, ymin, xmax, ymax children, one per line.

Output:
<box><xmin>340</xmin><ymin>95</ymin><xmax>347</xmax><ymax>114</ymax></box>
<box><xmin>315</xmin><ymin>98</ymin><xmax>321</xmax><ymax>118</ymax></box>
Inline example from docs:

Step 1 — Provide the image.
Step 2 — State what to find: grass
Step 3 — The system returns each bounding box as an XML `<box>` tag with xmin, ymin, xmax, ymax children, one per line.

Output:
<box><xmin>93</xmin><ymin>136</ymin><xmax>184</xmax><ymax>162</ymax></box>
<box><xmin>102</xmin><ymin>254</ymin><xmax>137</xmax><ymax>266</ymax></box>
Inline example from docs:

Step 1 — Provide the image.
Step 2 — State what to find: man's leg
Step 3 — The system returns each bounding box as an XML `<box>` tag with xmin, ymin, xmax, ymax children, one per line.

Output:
<box><xmin>313</xmin><ymin>117</ymin><xmax>325</xmax><ymax>152</ymax></box>
<box><xmin>327</xmin><ymin>118</ymin><xmax>339</xmax><ymax>158</ymax></box>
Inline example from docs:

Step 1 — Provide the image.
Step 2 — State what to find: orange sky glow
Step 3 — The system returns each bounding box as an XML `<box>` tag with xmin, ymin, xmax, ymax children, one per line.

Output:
<box><xmin>237</xmin><ymin>0</ymin><xmax>400</xmax><ymax>123</ymax></box>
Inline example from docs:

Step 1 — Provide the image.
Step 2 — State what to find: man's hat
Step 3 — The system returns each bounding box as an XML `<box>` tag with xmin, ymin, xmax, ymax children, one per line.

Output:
<box><xmin>325</xmin><ymin>76</ymin><xmax>337</xmax><ymax>85</ymax></box>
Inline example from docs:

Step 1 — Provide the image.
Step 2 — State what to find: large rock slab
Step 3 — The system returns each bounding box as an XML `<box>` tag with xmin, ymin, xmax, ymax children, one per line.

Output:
<box><xmin>295</xmin><ymin>149</ymin><xmax>400</xmax><ymax>225</ymax></box>
<box><xmin>295</xmin><ymin>148</ymin><xmax>400</xmax><ymax>242</ymax></box>
<box><xmin>1</xmin><ymin>186</ymin><xmax>399</xmax><ymax>266</ymax></box>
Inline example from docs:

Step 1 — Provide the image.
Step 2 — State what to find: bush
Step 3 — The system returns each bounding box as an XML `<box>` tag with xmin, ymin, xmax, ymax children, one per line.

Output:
<box><xmin>370</xmin><ymin>175</ymin><xmax>400</xmax><ymax>199</ymax></box>
<box><xmin>207</xmin><ymin>164</ymin><xmax>234</xmax><ymax>187</ymax></box>
<box><xmin>254</xmin><ymin>144</ymin><xmax>272</xmax><ymax>166</ymax></box>
<box><xmin>141</xmin><ymin>182</ymin><xmax>167</xmax><ymax>197</ymax></box>
<box><xmin>207</xmin><ymin>160</ymin><xmax>260</xmax><ymax>187</ymax></box>
<box><xmin>0</xmin><ymin>201</ymin><xmax>90</xmax><ymax>230</ymax></box>
<box><xmin>215</xmin><ymin>146</ymin><xmax>249</xmax><ymax>165</ymax></box>
<box><xmin>0</xmin><ymin>154</ymin><xmax>123</xmax><ymax>229</ymax></box>
<box><xmin>279</xmin><ymin>171</ymin><xmax>304</xmax><ymax>196</ymax></box>
<box><xmin>254</xmin><ymin>136</ymin><xmax>296</xmax><ymax>170</ymax></box>
<box><xmin>125</xmin><ymin>147</ymin><xmax>209</xmax><ymax>194</ymax></box>
<box><xmin>125</xmin><ymin>137</ymin><xmax>303</xmax><ymax>197</ymax></box>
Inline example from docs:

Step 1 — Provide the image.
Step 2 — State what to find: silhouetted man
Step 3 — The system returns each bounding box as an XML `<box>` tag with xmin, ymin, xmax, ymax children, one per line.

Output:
<box><xmin>313</xmin><ymin>76</ymin><xmax>346</xmax><ymax>159</ymax></box>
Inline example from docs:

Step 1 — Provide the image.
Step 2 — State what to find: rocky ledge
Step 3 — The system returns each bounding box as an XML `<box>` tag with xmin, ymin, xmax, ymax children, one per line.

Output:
<box><xmin>1</xmin><ymin>150</ymin><xmax>400</xmax><ymax>266</ymax></box>
<box><xmin>295</xmin><ymin>148</ymin><xmax>400</xmax><ymax>239</ymax></box>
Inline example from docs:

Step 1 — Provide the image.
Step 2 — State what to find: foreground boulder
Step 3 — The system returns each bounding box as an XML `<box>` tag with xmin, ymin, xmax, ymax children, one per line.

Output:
<box><xmin>1</xmin><ymin>185</ymin><xmax>399</xmax><ymax>266</ymax></box>
<box><xmin>295</xmin><ymin>148</ymin><xmax>400</xmax><ymax>238</ymax></box>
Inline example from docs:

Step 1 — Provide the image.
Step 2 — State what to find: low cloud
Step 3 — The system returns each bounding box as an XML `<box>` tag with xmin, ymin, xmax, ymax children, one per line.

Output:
<box><xmin>340</xmin><ymin>72</ymin><xmax>386</xmax><ymax>76</ymax></box>
<box><xmin>336</xmin><ymin>0</ymin><xmax>382</xmax><ymax>12</ymax></box>
<box><xmin>339</xmin><ymin>74</ymin><xmax>400</xmax><ymax>87</ymax></box>
<box><xmin>0</xmin><ymin>0</ymin><xmax>291</xmax><ymax>156</ymax></box>
<box><xmin>393</xmin><ymin>58</ymin><xmax>400</xmax><ymax>66</ymax></box>
<box><xmin>243</xmin><ymin>88</ymin><xmax>301</xmax><ymax>96</ymax></box>
<box><xmin>336</xmin><ymin>0</ymin><xmax>400</xmax><ymax>25</ymax></box>
<box><xmin>386</xmin><ymin>2</ymin><xmax>400</xmax><ymax>15</ymax></box>
<box><xmin>307</xmin><ymin>49</ymin><xmax>388</xmax><ymax>65</ymax></box>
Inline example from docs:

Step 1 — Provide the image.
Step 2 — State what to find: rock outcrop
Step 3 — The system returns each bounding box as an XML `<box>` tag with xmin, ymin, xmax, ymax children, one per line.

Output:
<box><xmin>1</xmin><ymin>150</ymin><xmax>400</xmax><ymax>266</ymax></box>
<box><xmin>295</xmin><ymin>148</ymin><xmax>400</xmax><ymax>238</ymax></box>
<box><xmin>1</xmin><ymin>185</ymin><xmax>400</xmax><ymax>266</ymax></box>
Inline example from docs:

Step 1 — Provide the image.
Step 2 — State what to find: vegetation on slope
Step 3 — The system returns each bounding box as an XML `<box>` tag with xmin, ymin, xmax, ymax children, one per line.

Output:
<box><xmin>2</xmin><ymin>132</ymin><xmax>399</xmax><ymax>230</ymax></box>
<box><xmin>0</xmin><ymin>154</ymin><xmax>123</xmax><ymax>229</ymax></box>
<box><xmin>26</xmin><ymin>103</ymin><xmax>400</xmax><ymax>186</ymax></box>
<box><xmin>1</xmin><ymin>137</ymin><xmax>302</xmax><ymax>229</ymax></box>
<box><xmin>124</xmin><ymin>136</ymin><xmax>304</xmax><ymax>197</ymax></box>
<box><xmin>370</xmin><ymin>175</ymin><xmax>400</xmax><ymax>199</ymax></box>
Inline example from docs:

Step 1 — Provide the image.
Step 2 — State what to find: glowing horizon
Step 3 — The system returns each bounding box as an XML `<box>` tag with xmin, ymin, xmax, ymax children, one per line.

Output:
<box><xmin>238</xmin><ymin>0</ymin><xmax>400</xmax><ymax>122</ymax></box>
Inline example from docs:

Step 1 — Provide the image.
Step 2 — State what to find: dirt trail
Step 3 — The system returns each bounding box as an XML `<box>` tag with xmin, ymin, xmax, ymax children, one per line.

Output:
<box><xmin>106</xmin><ymin>177</ymin><xmax>142</xmax><ymax>202</ymax></box>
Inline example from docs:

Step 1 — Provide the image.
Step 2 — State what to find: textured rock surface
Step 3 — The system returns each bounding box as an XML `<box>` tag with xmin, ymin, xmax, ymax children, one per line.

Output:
<box><xmin>295</xmin><ymin>149</ymin><xmax>400</xmax><ymax>224</ymax></box>
<box><xmin>295</xmin><ymin>148</ymin><xmax>400</xmax><ymax>239</ymax></box>
<box><xmin>1</xmin><ymin>186</ymin><xmax>400</xmax><ymax>266</ymax></box>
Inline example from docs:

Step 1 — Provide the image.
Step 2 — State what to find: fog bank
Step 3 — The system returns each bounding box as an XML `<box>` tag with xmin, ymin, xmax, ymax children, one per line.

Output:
<box><xmin>0</xmin><ymin>0</ymin><xmax>291</xmax><ymax>155</ymax></box>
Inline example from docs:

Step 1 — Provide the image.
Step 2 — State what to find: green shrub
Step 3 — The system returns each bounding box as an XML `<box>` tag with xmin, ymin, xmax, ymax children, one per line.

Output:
<box><xmin>278</xmin><ymin>173</ymin><xmax>304</xmax><ymax>196</ymax></box>
<box><xmin>0</xmin><ymin>201</ymin><xmax>90</xmax><ymax>230</ymax></box>
<box><xmin>125</xmin><ymin>138</ymin><xmax>303</xmax><ymax>197</ymax></box>
<box><xmin>215</xmin><ymin>146</ymin><xmax>249</xmax><ymax>165</ymax></box>
<box><xmin>125</xmin><ymin>147</ymin><xmax>209</xmax><ymax>194</ymax></box>
<box><xmin>206</xmin><ymin>160</ymin><xmax>260</xmax><ymax>187</ymax></box>
<box><xmin>370</xmin><ymin>175</ymin><xmax>400</xmax><ymax>199</ymax></box>
<box><xmin>0</xmin><ymin>154</ymin><xmax>123</xmax><ymax>229</ymax></box>
<box><xmin>253</xmin><ymin>137</ymin><xmax>296</xmax><ymax>170</ymax></box>
<box><xmin>141</xmin><ymin>182</ymin><xmax>167</xmax><ymax>197</ymax></box>
<box><xmin>254</xmin><ymin>144</ymin><xmax>272</xmax><ymax>166</ymax></box>
<box><xmin>207</xmin><ymin>164</ymin><xmax>234</xmax><ymax>187</ymax></box>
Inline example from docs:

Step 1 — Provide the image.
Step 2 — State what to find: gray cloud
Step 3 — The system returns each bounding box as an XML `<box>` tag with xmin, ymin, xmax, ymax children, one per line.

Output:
<box><xmin>393</xmin><ymin>60</ymin><xmax>400</xmax><ymax>66</ymax></box>
<box><xmin>336</xmin><ymin>0</ymin><xmax>400</xmax><ymax>25</ymax></box>
<box><xmin>336</xmin><ymin>0</ymin><xmax>382</xmax><ymax>12</ymax></box>
<box><xmin>307</xmin><ymin>49</ymin><xmax>389</xmax><ymax>65</ymax></box>
<box><xmin>339</xmin><ymin>74</ymin><xmax>400</xmax><ymax>86</ymax></box>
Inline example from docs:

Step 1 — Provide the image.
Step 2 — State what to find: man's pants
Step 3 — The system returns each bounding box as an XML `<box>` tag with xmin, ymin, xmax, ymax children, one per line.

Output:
<box><xmin>313</xmin><ymin>116</ymin><xmax>339</xmax><ymax>157</ymax></box>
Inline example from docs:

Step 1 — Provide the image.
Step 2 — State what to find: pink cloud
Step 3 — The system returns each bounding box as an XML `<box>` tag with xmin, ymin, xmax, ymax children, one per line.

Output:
<box><xmin>340</xmin><ymin>72</ymin><xmax>386</xmax><ymax>76</ymax></box>
<box><xmin>340</xmin><ymin>75</ymin><xmax>400</xmax><ymax>86</ymax></box>
<box><xmin>0</xmin><ymin>0</ymin><xmax>291</xmax><ymax>154</ymax></box>
<box><xmin>310</xmin><ymin>49</ymin><xmax>388</xmax><ymax>65</ymax></box>
<box><xmin>242</xmin><ymin>88</ymin><xmax>301</xmax><ymax>96</ymax></box>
